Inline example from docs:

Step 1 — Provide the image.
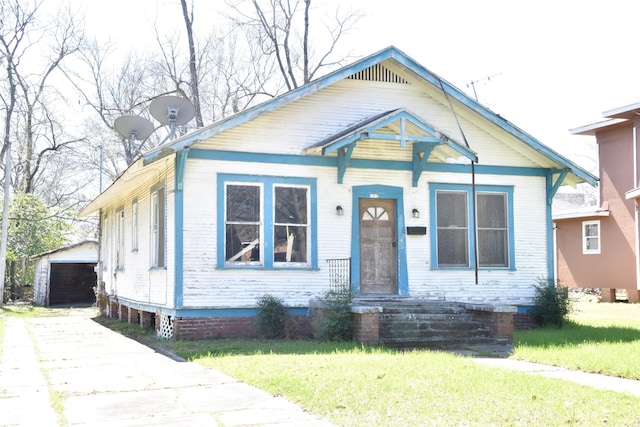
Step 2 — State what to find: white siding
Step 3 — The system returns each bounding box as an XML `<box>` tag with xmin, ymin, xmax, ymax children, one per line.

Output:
<box><xmin>99</xmin><ymin>159</ymin><xmax>175</xmax><ymax>307</ymax></box>
<box><xmin>181</xmin><ymin>156</ymin><xmax>548</xmax><ymax>308</ymax></box>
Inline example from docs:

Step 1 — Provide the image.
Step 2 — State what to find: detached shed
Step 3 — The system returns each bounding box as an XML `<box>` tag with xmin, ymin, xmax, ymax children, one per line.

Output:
<box><xmin>33</xmin><ymin>241</ymin><xmax>98</xmax><ymax>306</ymax></box>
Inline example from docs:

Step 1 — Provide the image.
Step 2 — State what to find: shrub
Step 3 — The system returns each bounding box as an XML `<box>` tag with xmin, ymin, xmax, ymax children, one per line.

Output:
<box><xmin>315</xmin><ymin>290</ymin><xmax>354</xmax><ymax>341</ymax></box>
<box><xmin>531</xmin><ymin>279</ymin><xmax>572</xmax><ymax>327</ymax></box>
<box><xmin>255</xmin><ymin>294</ymin><xmax>287</xmax><ymax>339</ymax></box>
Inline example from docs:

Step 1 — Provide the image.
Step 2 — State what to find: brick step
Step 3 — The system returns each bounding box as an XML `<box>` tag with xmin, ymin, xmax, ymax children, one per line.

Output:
<box><xmin>381</xmin><ymin>335</ymin><xmax>503</xmax><ymax>350</ymax></box>
<box><xmin>379</xmin><ymin>312</ymin><xmax>475</xmax><ymax>322</ymax></box>
<box><xmin>381</xmin><ymin>328</ymin><xmax>490</xmax><ymax>340</ymax></box>
<box><xmin>380</xmin><ymin>319</ymin><xmax>485</xmax><ymax>332</ymax></box>
<box><xmin>381</xmin><ymin>306</ymin><xmax>467</xmax><ymax>315</ymax></box>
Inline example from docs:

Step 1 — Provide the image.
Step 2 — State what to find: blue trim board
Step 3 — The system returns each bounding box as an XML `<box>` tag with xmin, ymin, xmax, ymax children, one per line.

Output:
<box><xmin>189</xmin><ymin>148</ymin><xmax>547</xmax><ymax>178</ymax></box>
<box><xmin>173</xmin><ymin>151</ymin><xmax>188</xmax><ymax>308</ymax></box>
<box><xmin>216</xmin><ymin>173</ymin><xmax>318</xmax><ymax>269</ymax></box>
<box><xmin>429</xmin><ymin>183</ymin><xmax>516</xmax><ymax>271</ymax></box>
<box><xmin>545</xmin><ymin>174</ymin><xmax>555</xmax><ymax>281</ymax></box>
<box><xmin>351</xmin><ymin>185</ymin><xmax>409</xmax><ymax>296</ymax></box>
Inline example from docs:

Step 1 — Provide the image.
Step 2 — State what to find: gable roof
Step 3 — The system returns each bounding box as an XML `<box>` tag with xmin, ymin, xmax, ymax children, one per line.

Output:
<box><xmin>31</xmin><ymin>240</ymin><xmax>98</xmax><ymax>260</ymax></box>
<box><xmin>305</xmin><ymin>108</ymin><xmax>476</xmax><ymax>160</ymax></box>
<box><xmin>140</xmin><ymin>46</ymin><xmax>596</xmax><ymax>187</ymax></box>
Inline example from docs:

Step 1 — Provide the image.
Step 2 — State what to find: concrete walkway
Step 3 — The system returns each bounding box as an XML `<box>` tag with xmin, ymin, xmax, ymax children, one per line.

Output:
<box><xmin>2</xmin><ymin>308</ymin><xmax>639</xmax><ymax>427</ymax></box>
<box><xmin>0</xmin><ymin>308</ymin><xmax>334</xmax><ymax>426</ymax></box>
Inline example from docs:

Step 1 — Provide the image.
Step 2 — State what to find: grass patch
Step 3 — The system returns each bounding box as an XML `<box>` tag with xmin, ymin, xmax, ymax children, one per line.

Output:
<box><xmin>513</xmin><ymin>301</ymin><xmax>640</xmax><ymax>379</ymax></box>
<box><xmin>194</xmin><ymin>345</ymin><xmax>639</xmax><ymax>426</ymax></box>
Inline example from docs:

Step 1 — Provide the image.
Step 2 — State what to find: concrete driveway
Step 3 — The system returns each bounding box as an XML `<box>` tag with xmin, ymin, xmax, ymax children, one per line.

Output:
<box><xmin>0</xmin><ymin>307</ymin><xmax>334</xmax><ymax>426</ymax></box>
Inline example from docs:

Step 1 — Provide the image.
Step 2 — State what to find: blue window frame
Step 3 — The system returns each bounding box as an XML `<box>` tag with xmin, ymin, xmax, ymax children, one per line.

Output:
<box><xmin>150</xmin><ymin>183</ymin><xmax>166</xmax><ymax>268</ymax></box>
<box><xmin>115</xmin><ymin>207</ymin><xmax>125</xmax><ymax>270</ymax></box>
<box><xmin>131</xmin><ymin>199</ymin><xmax>139</xmax><ymax>252</ymax></box>
<box><xmin>217</xmin><ymin>174</ymin><xmax>317</xmax><ymax>269</ymax></box>
<box><xmin>430</xmin><ymin>183</ymin><xmax>515</xmax><ymax>270</ymax></box>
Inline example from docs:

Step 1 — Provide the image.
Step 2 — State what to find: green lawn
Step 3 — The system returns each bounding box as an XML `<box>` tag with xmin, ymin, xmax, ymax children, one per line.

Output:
<box><xmin>5</xmin><ymin>302</ymin><xmax>640</xmax><ymax>426</ymax></box>
<box><xmin>92</xmin><ymin>300</ymin><xmax>640</xmax><ymax>426</ymax></box>
<box><xmin>513</xmin><ymin>301</ymin><xmax>640</xmax><ymax>379</ymax></box>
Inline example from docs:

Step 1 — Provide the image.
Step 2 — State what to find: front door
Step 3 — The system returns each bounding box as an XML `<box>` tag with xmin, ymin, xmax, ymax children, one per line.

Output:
<box><xmin>359</xmin><ymin>199</ymin><xmax>397</xmax><ymax>294</ymax></box>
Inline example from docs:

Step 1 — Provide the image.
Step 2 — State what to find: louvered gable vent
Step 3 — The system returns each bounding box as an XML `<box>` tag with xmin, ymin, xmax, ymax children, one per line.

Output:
<box><xmin>347</xmin><ymin>64</ymin><xmax>409</xmax><ymax>84</ymax></box>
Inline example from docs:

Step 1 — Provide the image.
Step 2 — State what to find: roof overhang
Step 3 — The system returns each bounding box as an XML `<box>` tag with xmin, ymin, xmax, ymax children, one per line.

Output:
<box><xmin>304</xmin><ymin>108</ymin><xmax>477</xmax><ymax>186</ymax></box>
<box><xmin>603</xmin><ymin>102</ymin><xmax>640</xmax><ymax>119</ymax></box>
<box><xmin>570</xmin><ymin>118</ymin><xmax>628</xmax><ymax>136</ymax></box>
<box><xmin>553</xmin><ymin>208</ymin><xmax>610</xmax><ymax>221</ymax></box>
<box><xmin>79</xmin><ymin>154</ymin><xmax>175</xmax><ymax>217</ymax></box>
<box><xmin>626</xmin><ymin>187</ymin><xmax>640</xmax><ymax>200</ymax></box>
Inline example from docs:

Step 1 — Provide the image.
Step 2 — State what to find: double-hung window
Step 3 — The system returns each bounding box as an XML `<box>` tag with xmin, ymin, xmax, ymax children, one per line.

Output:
<box><xmin>225</xmin><ymin>183</ymin><xmax>262</xmax><ymax>264</ymax></box>
<box><xmin>220</xmin><ymin>174</ymin><xmax>316</xmax><ymax>269</ymax></box>
<box><xmin>150</xmin><ymin>185</ymin><xmax>166</xmax><ymax>268</ymax></box>
<box><xmin>131</xmin><ymin>200</ymin><xmax>139</xmax><ymax>251</ymax></box>
<box><xmin>115</xmin><ymin>208</ymin><xmax>125</xmax><ymax>270</ymax></box>
<box><xmin>476</xmin><ymin>192</ymin><xmax>509</xmax><ymax>267</ymax></box>
<box><xmin>431</xmin><ymin>183</ymin><xmax>514</xmax><ymax>270</ymax></box>
<box><xmin>582</xmin><ymin>220</ymin><xmax>600</xmax><ymax>254</ymax></box>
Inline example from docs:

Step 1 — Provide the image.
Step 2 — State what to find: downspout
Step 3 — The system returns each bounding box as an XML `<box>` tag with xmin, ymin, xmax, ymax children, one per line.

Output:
<box><xmin>437</xmin><ymin>78</ymin><xmax>479</xmax><ymax>284</ymax></box>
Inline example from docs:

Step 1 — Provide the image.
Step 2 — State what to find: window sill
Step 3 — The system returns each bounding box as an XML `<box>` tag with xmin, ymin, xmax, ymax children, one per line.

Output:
<box><xmin>218</xmin><ymin>266</ymin><xmax>319</xmax><ymax>271</ymax></box>
<box><xmin>432</xmin><ymin>266</ymin><xmax>515</xmax><ymax>271</ymax></box>
<box><xmin>148</xmin><ymin>266</ymin><xmax>167</xmax><ymax>272</ymax></box>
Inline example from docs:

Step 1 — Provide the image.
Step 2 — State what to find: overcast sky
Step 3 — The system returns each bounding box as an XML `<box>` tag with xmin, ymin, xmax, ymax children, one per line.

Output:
<box><xmin>67</xmin><ymin>0</ymin><xmax>640</xmax><ymax>173</ymax></box>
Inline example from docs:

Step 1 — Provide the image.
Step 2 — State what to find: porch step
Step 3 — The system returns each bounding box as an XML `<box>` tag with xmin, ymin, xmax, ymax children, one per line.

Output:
<box><xmin>382</xmin><ymin>336</ymin><xmax>508</xmax><ymax>350</ymax></box>
<box><xmin>356</xmin><ymin>299</ymin><xmax>508</xmax><ymax>350</ymax></box>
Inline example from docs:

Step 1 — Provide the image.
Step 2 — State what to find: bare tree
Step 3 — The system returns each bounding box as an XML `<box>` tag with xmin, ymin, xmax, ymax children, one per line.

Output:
<box><xmin>0</xmin><ymin>0</ymin><xmax>87</xmax><ymax>302</ymax></box>
<box><xmin>64</xmin><ymin>41</ymin><xmax>166</xmax><ymax>172</ymax></box>
<box><xmin>226</xmin><ymin>0</ymin><xmax>362</xmax><ymax>91</ymax></box>
<box><xmin>180</xmin><ymin>0</ymin><xmax>204</xmax><ymax>128</ymax></box>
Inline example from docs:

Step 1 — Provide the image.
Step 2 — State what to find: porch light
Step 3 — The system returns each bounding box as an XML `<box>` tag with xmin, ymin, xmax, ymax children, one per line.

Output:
<box><xmin>412</xmin><ymin>208</ymin><xmax>420</xmax><ymax>219</ymax></box>
<box><xmin>336</xmin><ymin>205</ymin><xmax>344</xmax><ymax>216</ymax></box>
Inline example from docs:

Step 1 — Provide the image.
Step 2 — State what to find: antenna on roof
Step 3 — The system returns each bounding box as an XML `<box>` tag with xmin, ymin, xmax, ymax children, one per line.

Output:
<box><xmin>149</xmin><ymin>95</ymin><xmax>196</xmax><ymax>144</ymax></box>
<box><xmin>466</xmin><ymin>73</ymin><xmax>502</xmax><ymax>102</ymax></box>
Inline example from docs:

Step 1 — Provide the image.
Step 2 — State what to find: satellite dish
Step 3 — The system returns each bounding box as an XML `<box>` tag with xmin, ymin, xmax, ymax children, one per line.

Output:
<box><xmin>149</xmin><ymin>96</ymin><xmax>196</xmax><ymax>126</ymax></box>
<box><xmin>114</xmin><ymin>115</ymin><xmax>154</xmax><ymax>140</ymax></box>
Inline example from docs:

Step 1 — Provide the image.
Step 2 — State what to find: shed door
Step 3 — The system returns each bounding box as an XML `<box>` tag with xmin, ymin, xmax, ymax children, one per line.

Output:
<box><xmin>359</xmin><ymin>199</ymin><xmax>397</xmax><ymax>294</ymax></box>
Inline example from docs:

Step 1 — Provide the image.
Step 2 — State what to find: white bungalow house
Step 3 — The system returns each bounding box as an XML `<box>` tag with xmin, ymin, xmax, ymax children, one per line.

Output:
<box><xmin>80</xmin><ymin>46</ymin><xmax>596</xmax><ymax>340</ymax></box>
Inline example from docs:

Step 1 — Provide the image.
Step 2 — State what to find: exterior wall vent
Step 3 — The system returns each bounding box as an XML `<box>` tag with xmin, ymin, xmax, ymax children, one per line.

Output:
<box><xmin>347</xmin><ymin>64</ymin><xmax>409</xmax><ymax>84</ymax></box>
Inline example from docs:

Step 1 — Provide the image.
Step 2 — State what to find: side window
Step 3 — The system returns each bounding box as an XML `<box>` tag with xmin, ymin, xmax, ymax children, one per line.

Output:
<box><xmin>225</xmin><ymin>184</ymin><xmax>262</xmax><ymax>265</ymax></box>
<box><xmin>132</xmin><ymin>200</ymin><xmax>138</xmax><ymax>251</ymax></box>
<box><xmin>151</xmin><ymin>186</ymin><xmax>166</xmax><ymax>267</ymax></box>
<box><xmin>102</xmin><ymin>215</ymin><xmax>109</xmax><ymax>271</ymax></box>
<box><xmin>582</xmin><ymin>220</ymin><xmax>600</xmax><ymax>254</ymax></box>
<box><xmin>115</xmin><ymin>208</ymin><xmax>125</xmax><ymax>270</ymax></box>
